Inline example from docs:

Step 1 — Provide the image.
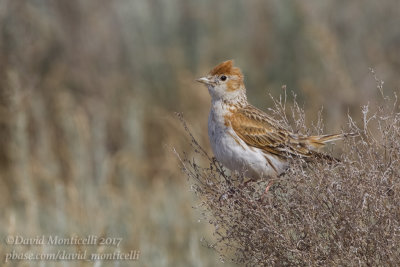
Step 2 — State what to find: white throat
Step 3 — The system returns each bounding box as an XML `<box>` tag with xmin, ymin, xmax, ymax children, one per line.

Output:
<box><xmin>208</xmin><ymin>85</ymin><xmax>248</xmax><ymax>106</ymax></box>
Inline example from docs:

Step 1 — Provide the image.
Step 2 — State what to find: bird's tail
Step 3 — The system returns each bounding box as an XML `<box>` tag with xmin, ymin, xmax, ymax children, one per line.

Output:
<box><xmin>306</xmin><ymin>133</ymin><xmax>356</xmax><ymax>149</ymax></box>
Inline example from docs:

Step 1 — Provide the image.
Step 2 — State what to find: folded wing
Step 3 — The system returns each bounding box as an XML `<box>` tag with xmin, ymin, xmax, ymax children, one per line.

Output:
<box><xmin>228</xmin><ymin>105</ymin><xmax>344</xmax><ymax>159</ymax></box>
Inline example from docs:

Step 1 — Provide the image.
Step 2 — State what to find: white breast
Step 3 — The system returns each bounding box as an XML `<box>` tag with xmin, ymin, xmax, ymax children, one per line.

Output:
<box><xmin>208</xmin><ymin>100</ymin><xmax>286</xmax><ymax>180</ymax></box>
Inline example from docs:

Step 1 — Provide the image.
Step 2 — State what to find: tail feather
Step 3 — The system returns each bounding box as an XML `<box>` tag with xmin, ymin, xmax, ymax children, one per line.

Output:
<box><xmin>306</xmin><ymin>133</ymin><xmax>356</xmax><ymax>149</ymax></box>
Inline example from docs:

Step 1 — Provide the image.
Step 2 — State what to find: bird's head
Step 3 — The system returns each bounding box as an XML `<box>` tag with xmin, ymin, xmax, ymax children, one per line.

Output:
<box><xmin>197</xmin><ymin>60</ymin><xmax>246</xmax><ymax>102</ymax></box>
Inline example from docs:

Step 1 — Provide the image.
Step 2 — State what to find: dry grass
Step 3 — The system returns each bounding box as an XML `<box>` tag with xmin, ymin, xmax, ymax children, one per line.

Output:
<box><xmin>177</xmin><ymin>84</ymin><xmax>400</xmax><ymax>266</ymax></box>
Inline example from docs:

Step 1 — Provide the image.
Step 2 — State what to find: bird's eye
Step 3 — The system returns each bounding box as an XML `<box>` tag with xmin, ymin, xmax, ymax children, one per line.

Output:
<box><xmin>220</xmin><ymin>75</ymin><xmax>227</xmax><ymax>81</ymax></box>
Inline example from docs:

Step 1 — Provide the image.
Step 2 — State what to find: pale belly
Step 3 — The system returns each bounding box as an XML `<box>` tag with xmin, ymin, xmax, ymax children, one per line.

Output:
<box><xmin>208</xmin><ymin>120</ymin><xmax>286</xmax><ymax>180</ymax></box>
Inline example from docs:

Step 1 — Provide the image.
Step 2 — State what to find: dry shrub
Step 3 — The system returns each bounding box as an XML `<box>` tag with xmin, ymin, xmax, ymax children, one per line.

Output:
<box><xmin>176</xmin><ymin>84</ymin><xmax>400</xmax><ymax>266</ymax></box>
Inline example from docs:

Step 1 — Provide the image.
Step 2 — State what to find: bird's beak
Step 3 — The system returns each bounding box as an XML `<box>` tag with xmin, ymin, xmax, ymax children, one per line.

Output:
<box><xmin>196</xmin><ymin>76</ymin><xmax>212</xmax><ymax>85</ymax></box>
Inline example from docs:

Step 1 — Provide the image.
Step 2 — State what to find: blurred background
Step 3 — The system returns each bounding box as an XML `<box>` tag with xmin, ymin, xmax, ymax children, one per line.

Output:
<box><xmin>0</xmin><ymin>0</ymin><xmax>399</xmax><ymax>266</ymax></box>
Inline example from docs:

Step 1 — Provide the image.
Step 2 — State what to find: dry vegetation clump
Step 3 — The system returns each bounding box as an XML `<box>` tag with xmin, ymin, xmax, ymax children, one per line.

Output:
<box><xmin>177</xmin><ymin>88</ymin><xmax>400</xmax><ymax>266</ymax></box>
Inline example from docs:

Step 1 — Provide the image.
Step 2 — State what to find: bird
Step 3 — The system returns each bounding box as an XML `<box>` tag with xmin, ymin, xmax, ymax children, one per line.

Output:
<box><xmin>196</xmin><ymin>60</ymin><xmax>350</xmax><ymax>187</ymax></box>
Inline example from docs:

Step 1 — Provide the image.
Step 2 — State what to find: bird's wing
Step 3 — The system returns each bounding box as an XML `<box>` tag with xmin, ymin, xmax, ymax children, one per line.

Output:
<box><xmin>227</xmin><ymin>105</ymin><xmax>342</xmax><ymax>158</ymax></box>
